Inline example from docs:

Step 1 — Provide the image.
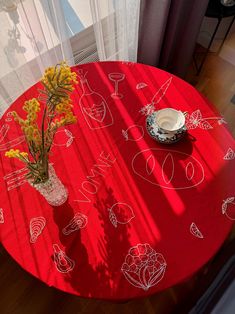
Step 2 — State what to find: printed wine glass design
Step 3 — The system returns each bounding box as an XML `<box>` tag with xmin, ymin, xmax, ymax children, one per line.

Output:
<box><xmin>108</xmin><ymin>73</ymin><xmax>125</xmax><ymax>99</ymax></box>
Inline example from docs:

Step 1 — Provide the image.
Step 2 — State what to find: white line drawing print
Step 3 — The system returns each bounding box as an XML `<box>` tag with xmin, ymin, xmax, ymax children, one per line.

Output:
<box><xmin>223</xmin><ymin>148</ymin><xmax>235</xmax><ymax>160</ymax></box>
<box><xmin>122</xmin><ymin>125</ymin><xmax>144</xmax><ymax>142</ymax></box>
<box><xmin>185</xmin><ymin>162</ymin><xmax>195</xmax><ymax>181</ymax></box>
<box><xmin>162</xmin><ymin>153</ymin><xmax>174</xmax><ymax>185</ymax></box>
<box><xmin>0</xmin><ymin>135</ymin><xmax>25</xmax><ymax>151</ymax></box>
<box><xmin>53</xmin><ymin>244</ymin><xmax>75</xmax><ymax>273</ymax></box>
<box><xmin>108</xmin><ymin>202</ymin><xmax>135</xmax><ymax>228</ymax></box>
<box><xmin>121</xmin><ymin>243</ymin><xmax>167</xmax><ymax>291</ymax></box>
<box><xmin>5</xmin><ymin>111</ymin><xmax>14</xmax><ymax>122</ymax></box>
<box><xmin>139</xmin><ymin>104</ymin><xmax>155</xmax><ymax>116</ymax></box>
<box><xmin>52</xmin><ymin>129</ymin><xmax>75</xmax><ymax>148</ymax></box>
<box><xmin>146</xmin><ymin>154</ymin><xmax>155</xmax><ymax>176</ymax></box>
<box><xmin>0</xmin><ymin>124</ymin><xmax>10</xmax><ymax>143</ymax></box>
<box><xmin>30</xmin><ymin>217</ymin><xmax>46</xmax><ymax>243</ymax></box>
<box><xmin>139</xmin><ymin>77</ymin><xmax>172</xmax><ymax>116</ymax></box>
<box><xmin>108</xmin><ymin>73</ymin><xmax>125</xmax><ymax>99</ymax></box>
<box><xmin>78</xmin><ymin>70</ymin><xmax>114</xmax><ymax>130</ymax></box>
<box><xmin>190</xmin><ymin>222</ymin><xmax>204</xmax><ymax>239</ymax></box>
<box><xmin>3</xmin><ymin>167</ymin><xmax>28</xmax><ymax>191</ymax></box>
<box><xmin>151</xmin><ymin>77</ymin><xmax>172</xmax><ymax>105</ymax></box>
<box><xmin>121</xmin><ymin>61</ymin><xmax>134</xmax><ymax>66</ymax></box>
<box><xmin>132</xmin><ymin>148</ymin><xmax>205</xmax><ymax>190</ymax></box>
<box><xmin>222</xmin><ymin>197</ymin><xmax>235</xmax><ymax>220</ymax></box>
<box><xmin>136</xmin><ymin>82</ymin><xmax>148</xmax><ymax>89</ymax></box>
<box><xmin>0</xmin><ymin>208</ymin><xmax>4</xmax><ymax>223</ymax></box>
<box><xmin>62</xmin><ymin>212</ymin><xmax>88</xmax><ymax>235</ymax></box>
<box><xmin>186</xmin><ymin>109</ymin><xmax>226</xmax><ymax>130</ymax></box>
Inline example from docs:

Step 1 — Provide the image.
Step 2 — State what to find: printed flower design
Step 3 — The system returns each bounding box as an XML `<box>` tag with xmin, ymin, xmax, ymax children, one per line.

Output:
<box><xmin>186</xmin><ymin>109</ymin><xmax>226</xmax><ymax>130</ymax></box>
<box><xmin>121</xmin><ymin>243</ymin><xmax>167</xmax><ymax>291</ymax></box>
<box><xmin>139</xmin><ymin>104</ymin><xmax>155</xmax><ymax>116</ymax></box>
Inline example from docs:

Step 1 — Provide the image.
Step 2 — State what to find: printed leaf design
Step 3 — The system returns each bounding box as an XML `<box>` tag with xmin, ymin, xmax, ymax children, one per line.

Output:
<box><xmin>190</xmin><ymin>222</ymin><xmax>204</xmax><ymax>239</ymax></box>
<box><xmin>185</xmin><ymin>162</ymin><xmax>195</xmax><ymax>181</ymax></box>
<box><xmin>53</xmin><ymin>129</ymin><xmax>74</xmax><ymax>147</ymax></box>
<box><xmin>146</xmin><ymin>154</ymin><xmax>155</xmax><ymax>175</ymax></box>
<box><xmin>139</xmin><ymin>104</ymin><xmax>155</xmax><ymax>116</ymax></box>
<box><xmin>148</xmin><ymin>266</ymin><xmax>166</xmax><ymax>286</ymax></box>
<box><xmin>122</xmin><ymin>129</ymin><xmax>128</xmax><ymax>140</ymax></box>
<box><xmin>162</xmin><ymin>153</ymin><xmax>174</xmax><ymax>184</ymax></box>
<box><xmin>108</xmin><ymin>209</ymin><xmax>118</xmax><ymax>227</ymax></box>
<box><xmin>122</xmin><ymin>271</ymin><xmax>146</xmax><ymax>290</ymax></box>
<box><xmin>185</xmin><ymin>122</ymin><xmax>198</xmax><ymax>130</ymax></box>
<box><xmin>198</xmin><ymin>120</ymin><xmax>213</xmax><ymax>130</ymax></box>
<box><xmin>190</xmin><ymin>109</ymin><xmax>202</xmax><ymax>123</ymax></box>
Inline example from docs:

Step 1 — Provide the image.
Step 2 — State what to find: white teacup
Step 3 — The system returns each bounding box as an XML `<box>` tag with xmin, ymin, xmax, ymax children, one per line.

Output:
<box><xmin>154</xmin><ymin>108</ymin><xmax>186</xmax><ymax>134</ymax></box>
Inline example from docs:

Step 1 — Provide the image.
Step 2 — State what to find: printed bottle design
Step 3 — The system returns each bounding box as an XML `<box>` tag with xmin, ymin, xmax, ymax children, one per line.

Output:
<box><xmin>78</xmin><ymin>71</ymin><xmax>114</xmax><ymax>130</ymax></box>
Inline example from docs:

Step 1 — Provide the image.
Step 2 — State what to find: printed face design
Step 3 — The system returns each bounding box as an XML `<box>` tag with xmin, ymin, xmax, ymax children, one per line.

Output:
<box><xmin>132</xmin><ymin>148</ymin><xmax>205</xmax><ymax>190</ymax></box>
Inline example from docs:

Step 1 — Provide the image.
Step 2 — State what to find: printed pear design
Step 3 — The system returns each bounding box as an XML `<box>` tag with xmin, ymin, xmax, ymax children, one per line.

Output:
<box><xmin>222</xmin><ymin>197</ymin><xmax>235</xmax><ymax>220</ymax></box>
<box><xmin>30</xmin><ymin>217</ymin><xmax>46</xmax><ymax>243</ymax></box>
<box><xmin>53</xmin><ymin>244</ymin><xmax>75</xmax><ymax>273</ymax></box>
<box><xmin>108</xmin><ymin>202</ymin><xmax>135</xmax><ymax>227</ymax></box>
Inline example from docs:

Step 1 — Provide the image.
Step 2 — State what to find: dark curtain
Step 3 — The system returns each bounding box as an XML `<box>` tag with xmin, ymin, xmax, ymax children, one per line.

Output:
<box><xmin>138</xmin><ymin>0</ymin><xmax>209</xmax><ymax>78</ymax></box>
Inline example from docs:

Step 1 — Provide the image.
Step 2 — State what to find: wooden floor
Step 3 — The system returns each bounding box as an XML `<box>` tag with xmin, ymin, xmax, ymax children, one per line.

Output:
<box><xmin>1</xmin><ymin>53</ymin><xmax>235</xmax><ymax>314</ymax></box>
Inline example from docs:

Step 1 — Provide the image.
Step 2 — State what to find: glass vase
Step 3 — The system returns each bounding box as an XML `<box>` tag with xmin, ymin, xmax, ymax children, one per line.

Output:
<box><xmin>28</xmin><ymin>164</ymin><xmax>68</xmax><ymax>206</ymax></box>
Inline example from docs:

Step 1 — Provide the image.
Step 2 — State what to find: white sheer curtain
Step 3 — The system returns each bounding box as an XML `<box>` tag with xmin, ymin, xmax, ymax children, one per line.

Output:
<box><xmin>0</xmin><ymin>0</ymin><xmax>141</xmax><ymax>117</ymax></box>
<box><xmin>0</xmin><ymin>0</ymin><xmax>73</xmax><ymax>116</ymax></box>
<box><xmin>90</xmin><ymin>0</ymin><xmax>140</xmax><ymax>62</ymax></box>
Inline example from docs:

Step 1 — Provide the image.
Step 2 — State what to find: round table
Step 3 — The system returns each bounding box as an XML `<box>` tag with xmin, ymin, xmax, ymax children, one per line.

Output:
<box><xmin>0</xmin><ymin>61</ymin><xmax>234</xmax><ymax>300</ymax></box>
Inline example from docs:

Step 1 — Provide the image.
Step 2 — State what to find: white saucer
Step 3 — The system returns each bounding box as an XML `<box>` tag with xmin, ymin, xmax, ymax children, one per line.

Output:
<box><xmin>146</xmin><ymin>112</ymin><xmax>187</xmax><ymax>144</ymax></box>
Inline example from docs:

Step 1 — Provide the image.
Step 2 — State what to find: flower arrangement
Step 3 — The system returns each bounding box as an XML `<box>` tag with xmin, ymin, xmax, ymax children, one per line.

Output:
<box><xmin>5</xmin><ymin>62</ymin><xmax>78</xmax><ymax>184</ymax></box>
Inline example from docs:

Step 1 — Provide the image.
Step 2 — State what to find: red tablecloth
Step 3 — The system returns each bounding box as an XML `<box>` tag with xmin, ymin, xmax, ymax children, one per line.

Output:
<box><xmin>0</xmin><ymin>61</ymin><xmax>235</xmax><ymax>300</ymax></box>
